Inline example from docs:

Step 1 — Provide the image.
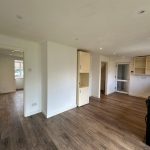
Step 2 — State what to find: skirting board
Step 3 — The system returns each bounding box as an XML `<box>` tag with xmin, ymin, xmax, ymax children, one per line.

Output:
<box><xmin>24</xmin><ymin>109</ymin><xmax>41</xmax><ymax>117</ymax></box>
<box><xmin>46</xmin><ymin>104</ymin><xmax>77</xmax><ymax>118</ymax></box>
<box><xmin>90</xmin><ymin>96</ymin><xmax>100</xmax><ymax>101</ymax></box>
<box><xmin>129</xmin><ymin>94</ymin><xmax>148</xmax><ymax>99</ymax></box>
<box><xmin>90</xmin><ymin>91</ymin><xmax>115</xmax><ymax>100</ymax></box>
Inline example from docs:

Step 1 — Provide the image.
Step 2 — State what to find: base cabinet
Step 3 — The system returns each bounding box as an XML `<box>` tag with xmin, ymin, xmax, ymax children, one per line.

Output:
<box><xmin>78</xmin><ymin>87</ymin><xmax>89</xmax><ymax>107</ymax></box>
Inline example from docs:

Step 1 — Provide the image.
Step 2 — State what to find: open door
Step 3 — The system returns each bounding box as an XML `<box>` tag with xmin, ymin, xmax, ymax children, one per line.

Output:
<box><xmin>116</xmin><ymin>64</ymin><xmax>129</xmax><ymax>94</ymax></box>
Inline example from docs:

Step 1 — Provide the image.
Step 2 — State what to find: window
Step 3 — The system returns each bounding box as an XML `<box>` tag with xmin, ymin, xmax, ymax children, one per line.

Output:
<box><xmin>14</xmin><ymin>60</ymin><xmax>24</xmax><ymax>79</ymax></box>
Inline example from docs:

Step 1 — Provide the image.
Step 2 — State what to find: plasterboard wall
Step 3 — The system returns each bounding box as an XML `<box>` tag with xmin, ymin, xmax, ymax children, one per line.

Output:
<box><xmin>91</xmin><ymin>53</ymin><xmax>100</xmax><ymax>97</ymax></box>
<box><xmin>107</xmin><ymin>58</ymin><xmax>116</xmax><ymax>95</ymax></box>
<box><xmin>41</xmin><ymin>41</ymin><xmax>77</xmax><ymax>118</ymax></box>
<box><xmin>16</xmin><ymin>78</ymin><xmax>24</xmax><ymax>90</ymax></box>
<box><xmin>91</xmin><ymin>53</ymin><xmax>116</xmax><ymax>98</ymax></box>
<box><xmin>41</xmin><ymin>41</ymin><xmax>48</xmax><ymax>116</ymax></box>
<box><xmin>129</xmin><ymin>75</ymin><xmax>150</xmax><ymax>98</ymax></box>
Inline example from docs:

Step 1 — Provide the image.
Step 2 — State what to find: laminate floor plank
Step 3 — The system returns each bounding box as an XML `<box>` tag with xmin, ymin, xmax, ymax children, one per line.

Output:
<box><xmin>0</xmin><ymin>91</ymin><xmax>149</xmax><ymax>150</ymax></box>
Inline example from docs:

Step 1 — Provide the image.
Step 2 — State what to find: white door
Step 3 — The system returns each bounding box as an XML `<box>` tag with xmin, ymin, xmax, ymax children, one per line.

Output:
<box><xmin>78</xmin><ymin>87</ymin><xmax>89</xmax><ymax>106</ymax></box>
<box><xmin>116</xmin><ymin>64</ymin><xmax>129</xmax><ymax>94</ymax></box>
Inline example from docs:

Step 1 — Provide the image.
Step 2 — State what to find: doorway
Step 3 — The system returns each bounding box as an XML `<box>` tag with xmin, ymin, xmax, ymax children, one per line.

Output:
<box><xmin>100</xmin><ymin>62</ymin><xmax>107</xmax><ymax>96</ymax></box>
<box><xmin>116</xmin><ymin>63</ymin><xmax>129</xmax><ymax>94</ymax></box>
<box><xmin>0</xmin><ymin>48</ymin><xmax>24</xmax><ymax>112</ymax></box>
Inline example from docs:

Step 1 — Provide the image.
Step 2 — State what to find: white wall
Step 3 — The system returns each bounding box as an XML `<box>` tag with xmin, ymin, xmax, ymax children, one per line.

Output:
<box><xmin>91</xmin><ymin>53</ymin><xmax>100</xmax><ymax>97</ymax></box>
<box><xmin>0</xmin><ymin>34</ymin><xmax>41</xmax><ymax>117</ymax></box>
<box><xmin>91</xmin><ymin>53</ymin><xmax>115</xmax><ymax>98</ymax></box>
<box><xmin>101</xmin><ymin>63</ymin><xmax>106</xmax><ymax>91</ymax></box>
<box><xmin>129</xmin><ymin>75</ymin><xmax>150</xmax><ymax>98</ymax></box>
<box><xmin>47</xmin><ymin>41</ymin><xmax>77</xmax><ymax>117</ymax></box>
<box><xmin>41</xmin><ymin>41</ymin><xmax>48</xmax><ymax>116</ymax></box>
<box><xmin>16</xmin><ymin>78</ymin><xmax>24</xmax><ymax>90</ymax></box>
<box><xmin>89</xmin><ymin>54</ymin><xmax>92</xmax><ymax>96</ymax></box>
<box><xmin>0</xmin><ymin>55</ymin><xmax>16</xmax><ymax>93</ymax></box>
<box><xmin>107</xmin><ymin>58</ymin><xmax>116</xmax><ymax>95</ymax></box>
<box><xmin>41</xmin><ymin>41</ymin><xmax>77</xmax><ymax>118</ymax></box>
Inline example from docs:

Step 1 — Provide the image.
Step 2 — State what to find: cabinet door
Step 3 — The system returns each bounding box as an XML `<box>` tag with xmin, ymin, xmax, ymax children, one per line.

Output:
<box><xmin>79</xmin><ymin>51</ymin><xmax>90</xmax><ymax>73</ymax></box>
<box><xmin>78</xmin><ymin>87</ymin><xmax>89</xmax><ymax>106</ymax></box>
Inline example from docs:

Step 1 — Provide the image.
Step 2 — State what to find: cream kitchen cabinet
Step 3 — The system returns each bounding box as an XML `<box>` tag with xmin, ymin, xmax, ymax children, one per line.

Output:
<box><xmin>77</xmin><ymin>51</ymin><xmax>90</xmax><ymax>107</ymax></box>
<box><xmin>78</xmin><ymin>51</ymin><xmax>90</xmax><ymax>73</ymax></box>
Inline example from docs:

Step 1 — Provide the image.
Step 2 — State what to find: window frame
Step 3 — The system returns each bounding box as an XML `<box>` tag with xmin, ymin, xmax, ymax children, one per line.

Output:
<box><xmin>14</xmin><ymin>60</ymin><xmax>24</xmax><ymax>79</ymax></box>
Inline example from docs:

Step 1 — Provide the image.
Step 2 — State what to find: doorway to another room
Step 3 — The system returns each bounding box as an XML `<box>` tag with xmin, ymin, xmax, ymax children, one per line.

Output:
<box><xmin>14</xmin><ymin>59</ymin><xmax>24</xmax><ymax>91</ymax></box>
<box><xmin>100</xmin><ymin>62</ymin><xmax>107</xmax><ymax>96</ymax></box>
<box><xmin>0</xmin><ymin>48</ymin><xmax>24</xmax><ymax>113</ymax></box>
<box><xmin>116</xmin><ymin>64</ymin><xmax>129</xmax><ymax>94</ymax></box>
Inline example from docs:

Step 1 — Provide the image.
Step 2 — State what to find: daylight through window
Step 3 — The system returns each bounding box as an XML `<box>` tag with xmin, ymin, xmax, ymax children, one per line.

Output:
<box><xmin>14</xmin><ymin>60</ymin><xmax>24</xmax><ymax>79</ymax></box>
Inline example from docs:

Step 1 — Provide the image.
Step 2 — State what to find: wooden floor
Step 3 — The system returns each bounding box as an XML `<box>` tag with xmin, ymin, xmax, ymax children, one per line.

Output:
<box><xmin>0</xmin><ymin>91</ymin><xmax>150</xmax><ymax>150</ymax></box>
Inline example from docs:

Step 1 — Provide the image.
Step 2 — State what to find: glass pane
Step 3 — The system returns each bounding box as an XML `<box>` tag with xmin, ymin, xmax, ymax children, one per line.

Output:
<box><xmin>14</xmin><ymin>60</ymin><xmax>24</xmax><ymax>78</ymax></box>
<box><xmin>15</xmin><ymin>62</ymin><xmax>20</xmax><ymax>69</ymax></box>
<box><xmin>20</xmin><ymin>69</ymin><xmax>24</xmax><ymax>78</ymax></box>
<box><xmin>117</xmin><ymin>64</ymin><xmax>129</xmax><ymax>80</ymax></box>
<box><xmin>15</xmin><ymin>69</ymin><xmax>21</xmax><ymax>78</ymax></box>
<box><xmin>117</xmin><ymin>81</ymin><xmax>128</xmax><ymax>92</ymax></box>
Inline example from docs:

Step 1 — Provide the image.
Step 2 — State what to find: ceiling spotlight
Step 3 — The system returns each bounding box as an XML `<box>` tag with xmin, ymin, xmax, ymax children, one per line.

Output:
<box><xmin>99</xmin><ymin>48</ymin><xmax>103</xmax><ymax>50</ymax></box>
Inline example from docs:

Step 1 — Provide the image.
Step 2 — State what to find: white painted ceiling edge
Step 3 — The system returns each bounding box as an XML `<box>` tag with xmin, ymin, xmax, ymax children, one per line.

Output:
<box><xmin>0</xmin><ymin>0</ymin><xmax>150</xmax><ymax>56</ymax></box>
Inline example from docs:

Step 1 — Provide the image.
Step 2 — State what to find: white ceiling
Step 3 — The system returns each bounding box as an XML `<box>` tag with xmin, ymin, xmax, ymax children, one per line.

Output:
<box><xmin>0</xmin><ymin>0</ymin><xmax>150</xmax><ymax>56</ymax></box>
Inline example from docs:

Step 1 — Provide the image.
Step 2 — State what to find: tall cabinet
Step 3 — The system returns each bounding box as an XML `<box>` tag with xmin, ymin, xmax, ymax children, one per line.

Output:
<box><xmin>77</xmin><ymin>51</ymin><xmax>90</xmax><ymax>107</ymax></box>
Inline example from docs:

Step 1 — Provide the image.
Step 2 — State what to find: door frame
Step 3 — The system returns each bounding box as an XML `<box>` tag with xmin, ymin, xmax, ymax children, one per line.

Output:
<box><xmin>0</xmin><ymin>44</ymin><xmax>26</xmax><ymax>116</ymax></box>
<box><xmin>99</xmin><ymin>61</ymin><xmax>108</xmax><ymax>97</ymax></box>
<box><xmin>116</xmin><ymin>63</ymin><xmax>130</xmax><ymax>94</ymax></box>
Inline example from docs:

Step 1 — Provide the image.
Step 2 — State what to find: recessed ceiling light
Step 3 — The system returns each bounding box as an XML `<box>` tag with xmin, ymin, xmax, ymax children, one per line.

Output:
<box><xmin>16</xmin><ymin>15</ymin><xmax>23</xmax><ymax>20</ymax></box>
<box><xmin>137</xmin><ymin>10</ymin><xmax>146</xmax><ymax>14</ymax></box>
<box><xmin>99</xmin><ymin>48</ymin><xmax>103</xmax><ymax>50</ymax></box>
